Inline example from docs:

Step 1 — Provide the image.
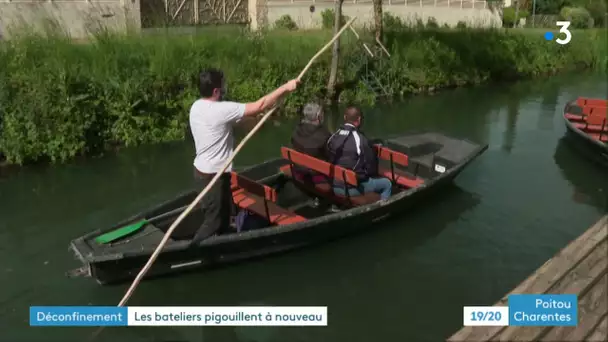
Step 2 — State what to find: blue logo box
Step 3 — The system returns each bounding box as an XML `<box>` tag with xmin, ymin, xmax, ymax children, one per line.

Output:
<box><xmin>508</xmin><ymin>294</ymin><xmax>577</xmax><ymax>326</ymax></box>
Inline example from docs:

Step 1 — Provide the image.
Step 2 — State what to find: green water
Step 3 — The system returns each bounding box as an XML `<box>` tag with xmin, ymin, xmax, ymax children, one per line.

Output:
<box><xmin>0</xmin><ymin>73</ymin><xmax>607</xmax><ymax>342</ymax></box>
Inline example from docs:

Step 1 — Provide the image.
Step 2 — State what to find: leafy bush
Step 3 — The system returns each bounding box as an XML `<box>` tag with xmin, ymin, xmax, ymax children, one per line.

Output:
<box><xmin>456</xmin><ymin>21</ymin><xmax>467</xmax><ymax>29</ymax></box>
<box><xmin>503</xmin><ymin>7</ymin><xmax>530</xmax><ymax>27</ymax></box>
<box><xmin>274</xmin><ymin>15</ymin><xmax>298</xmax><ymax>30</ymax></box>
<box><xmin>559</xmin><ymin>6</ymin><xmax>593</xmax><ymax>29</ymax></box>
<box><xmin>383</xmin><ymin>13</ymin><xmax>404</xmax><ymax>31</ymax></box>
<box><xmin>320</xmin><ymin>8</ymin><xmax>349</xmax><ymax>29</ymax></box>
<box><xmin>584</xmin><ymin>0</ymin><xmax>607</xmax><ymax>28</ymax></box>
<box><xmin>0</xmin><ymin>27</ymin><xmax>605</xmax><ymax>165</ymax></box>
<box><xmin>426</xmin><ymin>17</ymin><xmax>439</xmax><ymax>29</ymax></box>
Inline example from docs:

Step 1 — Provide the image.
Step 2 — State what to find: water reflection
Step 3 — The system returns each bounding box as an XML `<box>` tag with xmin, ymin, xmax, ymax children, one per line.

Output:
<box><xmin>553</xmin><ymin>137</ymin><xmax>608</xmax><ymax>212</ymax></box>
<box><xmin>502</xmin><ymin>99</ymin><xmax>520</xmax><ymax>153</ymax></box>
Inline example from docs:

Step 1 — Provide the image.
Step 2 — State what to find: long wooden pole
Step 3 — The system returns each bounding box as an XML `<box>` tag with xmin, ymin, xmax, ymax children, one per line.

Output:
<box><xmin>117</xmin><ymin>15</ymin><xmax>358</xmax><ymax>308</ymax></box>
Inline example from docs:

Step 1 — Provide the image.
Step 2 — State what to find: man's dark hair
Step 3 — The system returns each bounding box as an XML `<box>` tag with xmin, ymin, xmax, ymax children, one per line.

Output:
<box><xmin>198</xmin><ymin>68</ymin><xmax>224</xmax><ymax>98</ymax></box>
<box><xmin>344</xmin><ymin>105</ymin><xmax>362</xmax><ymax>124</ymax></box>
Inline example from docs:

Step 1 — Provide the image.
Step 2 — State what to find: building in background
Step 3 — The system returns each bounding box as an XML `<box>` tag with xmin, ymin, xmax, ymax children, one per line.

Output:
<box><xmin>0</xmin><ymin>0</ymin><xmax>501</xmax><ymax>39</ymax></box>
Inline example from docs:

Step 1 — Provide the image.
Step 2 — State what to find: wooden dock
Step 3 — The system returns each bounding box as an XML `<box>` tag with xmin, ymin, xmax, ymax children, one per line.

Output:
<box><xmin>448</xmin><ymin>215</ymin><xmax>608</xmax><ymax>342</ymax></box>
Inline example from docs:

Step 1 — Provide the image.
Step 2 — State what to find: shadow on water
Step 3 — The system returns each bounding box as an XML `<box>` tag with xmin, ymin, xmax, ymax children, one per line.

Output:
<box><xmin>553</xmin><ymin>137</ymin><xmax>608</xmax><ymax>212</ymax></box>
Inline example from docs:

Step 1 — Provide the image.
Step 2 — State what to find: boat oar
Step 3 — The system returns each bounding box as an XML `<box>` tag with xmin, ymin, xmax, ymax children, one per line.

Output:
<box><xmin>87</xmin><ymin>18</ymin><xmax>358</xmax><ymax>340</ymax></box>
<box><xmin>94</xmin><ymin>205</ymin><xmax>189</xmax><ymax>244</ymax></box>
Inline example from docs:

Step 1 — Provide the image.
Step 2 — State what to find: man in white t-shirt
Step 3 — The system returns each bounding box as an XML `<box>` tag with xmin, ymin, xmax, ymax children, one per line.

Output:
<box><xmin>188</xmin><ymin>68</ymin><xmax>299</xmax><ymax>245</ymax></box>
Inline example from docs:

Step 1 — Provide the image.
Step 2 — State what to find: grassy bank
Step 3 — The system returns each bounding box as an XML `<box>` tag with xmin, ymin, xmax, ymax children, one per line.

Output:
<box><xmin>0</xmin><ymin>26</ymin><xmax>606</xmax><ymax>165</ymax></box>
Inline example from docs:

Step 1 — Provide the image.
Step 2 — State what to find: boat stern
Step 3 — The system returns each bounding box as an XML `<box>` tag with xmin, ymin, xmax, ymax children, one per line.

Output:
<box><xmin>383</xmin><ymin>132</ymin><xmax>488</xmax><ymax>179</ymax></box>
<box><xmin>66</xmin><ymin>239</ymin><xmax>93</xmax><ymax>279</ymax></box>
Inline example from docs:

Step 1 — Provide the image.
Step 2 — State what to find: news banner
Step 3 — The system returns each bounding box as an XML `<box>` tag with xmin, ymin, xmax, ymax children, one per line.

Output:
<box><xmin>29</xmin><ymin>294</ymin><xmax>576</xmax><ymax>327</ymax></box>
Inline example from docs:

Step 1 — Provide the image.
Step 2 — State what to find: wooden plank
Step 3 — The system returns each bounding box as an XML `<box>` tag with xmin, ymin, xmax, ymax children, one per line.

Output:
<box><xmin>539</xmin><ymin>274</ymin><xmax>607</xmax><ymax>341</ymax></box>
<box><xmin>584</xmin><ymin>314</ymin><xmax>607</xmax><ymax>341</ymax></box>
<box><xmin>448</xmin><ymin>215</ymin><xmax>608</xmax><ymax>341</ymax></box>
<box><xmin>491</xmin><ymin>240</ymin><xmax>607</xmax><ymax>341</ymax></box>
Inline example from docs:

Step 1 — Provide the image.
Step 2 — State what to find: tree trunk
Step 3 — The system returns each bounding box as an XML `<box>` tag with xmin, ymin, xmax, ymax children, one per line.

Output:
<box><xmin>514</xmin><ymin>1</ymin><xmax>519</xmax><ymax>28</ymax></box>
<box><xmin>326</xmin><ymin>0</ymin><xmax>344</xmax><ymax>101</ymax></box>
<box><xmin>373</xmin><ymin>0</ymin><xmax>383</xmax><ymax>42</ymax></box>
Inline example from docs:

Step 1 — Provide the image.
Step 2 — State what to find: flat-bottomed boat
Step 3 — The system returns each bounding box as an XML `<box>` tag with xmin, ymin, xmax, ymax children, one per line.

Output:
<box><xmin>68</xmin><ymin>133</ymin><xmax>488</xmax><ymax>285</ymax></box>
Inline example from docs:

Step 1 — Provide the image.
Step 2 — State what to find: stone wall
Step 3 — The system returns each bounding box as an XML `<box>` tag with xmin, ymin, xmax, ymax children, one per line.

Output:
<box><xmin>251</xmin><ymin>0</ymin><xmax>502</xmax><ymax>30</ymax></box>
<box><xmin>0</xmin><ymin>0</ymin><xmax>141</xmax><ymax>39</ymax></box>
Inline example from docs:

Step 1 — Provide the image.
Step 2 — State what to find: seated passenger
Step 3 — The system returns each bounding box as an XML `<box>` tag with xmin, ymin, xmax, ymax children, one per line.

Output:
<box><xmin>325</xmin><ymin>106</ymin><xmax>392</xmax><ymax>200</ymax></box>
<box><xmin>290</xmin><ymin>102</ymin><xmax>331</xmax><ymax>183</ymax></box>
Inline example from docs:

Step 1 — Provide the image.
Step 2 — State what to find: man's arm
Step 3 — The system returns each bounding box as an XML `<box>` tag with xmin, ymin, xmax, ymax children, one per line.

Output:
<box><xmin>243</xmin><ymin>79</ymin><xmax>299</xmax><ymax>117</ymax></box>
<box><xmin>220</xmin><ymin>79</ymin><xmax>299</xmax><ymax>125</ymax></box>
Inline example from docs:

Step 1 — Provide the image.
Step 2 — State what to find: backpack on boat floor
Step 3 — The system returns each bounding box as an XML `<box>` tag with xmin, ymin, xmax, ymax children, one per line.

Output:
<box><xmin>235</xmin><ymin>209</ymin><xmax>271</xmax><ymax>232</ymax></box>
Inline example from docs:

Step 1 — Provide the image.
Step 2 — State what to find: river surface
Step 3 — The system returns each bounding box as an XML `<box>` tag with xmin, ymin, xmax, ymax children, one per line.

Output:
<box><xmin>0</xmin><ymin>73</ymin><xmax>607</xmax><ymax>342</ymax></box>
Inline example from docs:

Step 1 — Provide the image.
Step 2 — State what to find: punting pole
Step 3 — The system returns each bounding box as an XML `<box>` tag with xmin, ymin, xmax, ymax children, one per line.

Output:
<box><xmin>89</xmin><ymin>15</ymin><xmax>358</xmax><ymax>341</ymax></box>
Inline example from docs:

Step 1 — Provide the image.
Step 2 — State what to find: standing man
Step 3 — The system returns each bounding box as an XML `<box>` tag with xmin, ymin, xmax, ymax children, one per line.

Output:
<box><xmin>189</xmin><ymin>68</ymin><xmax>299</xmax><ymax>245</ymax></box>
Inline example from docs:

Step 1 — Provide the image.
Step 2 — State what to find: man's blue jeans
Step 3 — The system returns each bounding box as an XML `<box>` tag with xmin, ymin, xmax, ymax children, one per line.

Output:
<box><xmin>333</xmin><ymin>177</ymin><xmax>393</xmax><ymax>200</ymax></box>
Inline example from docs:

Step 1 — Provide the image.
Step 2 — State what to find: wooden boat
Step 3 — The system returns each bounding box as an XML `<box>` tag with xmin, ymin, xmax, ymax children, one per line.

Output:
<box><xmin>67</xmin><ymin>133</ymin><xmax>488</xmax><ymax>285</ymax></box>
<box><xmin>562</xmin><ymin>97</ymin><xmax>608</xmax><ymax>167</ymax></box>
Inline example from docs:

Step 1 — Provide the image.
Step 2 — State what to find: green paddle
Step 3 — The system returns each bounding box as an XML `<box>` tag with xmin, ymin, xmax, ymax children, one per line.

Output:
<box><xmin>94</xmin><ymin>220</ymin><xmax>148</xmax><ymax>244</ymax></box>
<box><xmin>94</xmin><ymin>204</ymin><xmax>189</xmax><ymax>244</ymax></box>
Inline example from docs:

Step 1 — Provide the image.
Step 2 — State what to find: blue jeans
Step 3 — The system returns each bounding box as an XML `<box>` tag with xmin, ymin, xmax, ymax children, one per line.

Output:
<box><xmin>333</xmin><ymin>177</ymin><xmax>393</xmax><ymax>200</ymax></box>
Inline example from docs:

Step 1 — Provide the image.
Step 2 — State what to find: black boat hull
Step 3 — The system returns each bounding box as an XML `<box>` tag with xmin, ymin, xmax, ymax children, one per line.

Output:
<box><xmin>563</xmin><ymin>101</ymin><xmax>608</xmax><ymax>168</ymax></box>
<box><xmin>69</xmin><ymin>133</ymin><xmax>488</xmax><ymax>285</ymax></box>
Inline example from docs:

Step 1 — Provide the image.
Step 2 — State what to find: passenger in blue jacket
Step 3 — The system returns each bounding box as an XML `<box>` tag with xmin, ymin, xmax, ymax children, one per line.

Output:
<box><xmin>325</xmin><ymin>106</ymin><xmax>392</xmax><ymax>200</ymax></box>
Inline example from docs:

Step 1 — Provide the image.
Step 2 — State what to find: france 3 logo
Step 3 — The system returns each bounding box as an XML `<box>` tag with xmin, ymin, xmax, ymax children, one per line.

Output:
<box><xmin>544</xmin><ymin>21</ymin><xmax>572</xmax><ymax>45</ymax></box>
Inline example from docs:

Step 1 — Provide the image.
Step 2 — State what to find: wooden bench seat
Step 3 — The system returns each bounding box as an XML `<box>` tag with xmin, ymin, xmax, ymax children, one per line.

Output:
<box><xmin>379</xmin><ymin>168</ymin><xmax>425</xmax><ymax>188</ymax></box>
<box><xmin>232</xmin><ymin>189</ymin><xmax>307</xmax><ymax>225</ymax></box>
<box><xmin>280</xmin><ymin>145</ymin><xmax>426</xmax><ymax>207</ymax></box>
<box><xmin>278</xmin><ymin>165</ymin><xmax>381</xmax><ymax>206</ymax></box>
<box><xmin>229</xmin><ymin>172</ymin><xmax>306</xmax><ymax>226</ymax></box>
<box><xmin>373</xmin><ymin>145</ymin><xmax>425</xmax><ymax>188</ymax></box>
<box><xmin>590</xmin><ymin>133</ymin><xmax>608</xmax><ymax>142</ymax></box>
<box><xmin>573</xmin><ymin>114</ymin><xmax>608</xmax><ymax>134</ymax></box>
<box><xmin>280</xmin><ymin>148</ymin><xmax>381</xmax><ymax>207</ymax></box>
<box><xmin>230</xmin><ymin>172</ymin><xmax>277</xmax><ymax>202</ymax></box>
<box><xmin>565</xmin><ymin>113</ymin><xmax>585</xmax><ymax>121</ymax></box>
<box><xmin>582</xmin><ymin>106</ymin><xmax>608</xmax><ymax>117</ymax></box>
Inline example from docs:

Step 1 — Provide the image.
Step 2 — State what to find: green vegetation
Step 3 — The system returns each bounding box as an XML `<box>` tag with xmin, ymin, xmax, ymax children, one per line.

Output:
<box><xmin>273</xmin><ymin>15</ymin><xmax>298</xmax><ymax>31</ymax></box>
<box><xmin>0</xmin><ymin>20</ymin><xmax>606</xmax><ymax>165</ymax></box>
<box><xmin>508</xmin><ymin>0</ymin><xmax>607</xmax><ymax>28</ymax></box>
<box><xmin>320</xmin><ymin>8</ymin><xmax>350</xmax><ymax>29</ymax></box>
<box><xmin>503</xmin><ymin>7</ymin><xmax>531</xmax><ymax>27</ymax></box>
<box><xmin>559</xmin><ymin>6</ymin><xmax>593</xmax><ymax>28</ymax></box>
